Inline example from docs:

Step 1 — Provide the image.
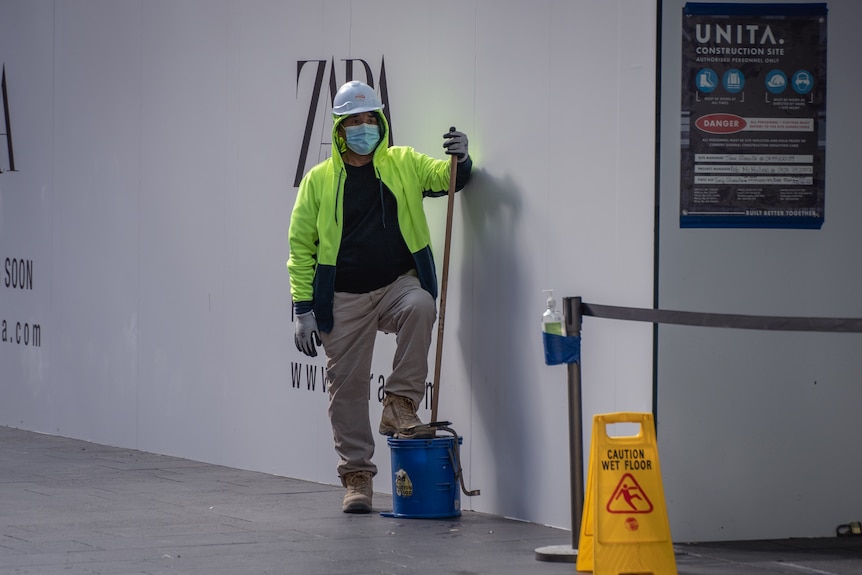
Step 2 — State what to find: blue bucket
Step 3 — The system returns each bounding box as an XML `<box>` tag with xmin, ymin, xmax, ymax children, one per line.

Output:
<box><xmin>387</xmin><ymin>436</ymin><xmax>462</xmax><ymax>518</ymax></box>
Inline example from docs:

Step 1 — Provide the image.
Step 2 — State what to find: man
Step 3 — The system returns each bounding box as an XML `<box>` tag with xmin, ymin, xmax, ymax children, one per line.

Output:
<box><xmin>287</xmin><ymin>80</ymin><xmax>472</xmax><ymax>513</ymax></box>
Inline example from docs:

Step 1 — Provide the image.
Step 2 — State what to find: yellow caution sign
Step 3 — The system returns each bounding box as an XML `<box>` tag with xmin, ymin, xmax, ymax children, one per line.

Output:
<box><xmin>576</xmin><ymin>412</ymin><xmax>677</xmax><ymax>575</ymax></box>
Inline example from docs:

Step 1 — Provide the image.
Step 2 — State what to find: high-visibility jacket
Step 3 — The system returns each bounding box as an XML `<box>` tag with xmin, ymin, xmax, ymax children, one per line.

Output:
<box><xmin>287</xmin><ymin>111</ymin><xmax>471</xmax><ymax>333</ymax></box>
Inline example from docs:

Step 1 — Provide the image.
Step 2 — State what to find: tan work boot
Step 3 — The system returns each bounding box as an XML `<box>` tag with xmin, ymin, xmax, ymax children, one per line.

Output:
<box><xmin>379</xmin><ymin>394</ymin><xmax>435</xmax><ymax>439</ymax></box>
<box><xmin>342</xmin><ymin>471</ymin><xmax>373</xmax><ymax>514</ymax></box>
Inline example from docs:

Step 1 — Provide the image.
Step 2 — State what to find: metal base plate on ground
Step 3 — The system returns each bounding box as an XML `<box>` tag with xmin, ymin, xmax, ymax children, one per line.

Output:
<box><xmin>534</xmin><ymin>544</ymin><xmax>579</xmax><ymax>563</ymax></box>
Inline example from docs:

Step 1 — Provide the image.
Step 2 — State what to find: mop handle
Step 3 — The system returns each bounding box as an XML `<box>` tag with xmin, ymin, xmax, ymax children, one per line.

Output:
<box><xmin>430</xmin><ymin>127</ymin><xmax>459</xmax><ymax>424</ymax></box>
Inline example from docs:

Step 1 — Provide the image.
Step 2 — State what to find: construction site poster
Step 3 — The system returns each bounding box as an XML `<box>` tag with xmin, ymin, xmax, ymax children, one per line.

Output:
<box><xmin>680</xmin><ymin>3</ymin><xmax>828</xmax><ymax>229</ymax></box>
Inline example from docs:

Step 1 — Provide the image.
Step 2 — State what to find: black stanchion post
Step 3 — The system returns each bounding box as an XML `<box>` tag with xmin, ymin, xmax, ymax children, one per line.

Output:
<box><xmin>565</xmin><ymin>296</ymin><xmax>584</xmax><ymax>548</ymax></box>
<box><xmin>535</xmin><ymin>296</ymin><xmax>584</xmax><ymax>563</ymax></box>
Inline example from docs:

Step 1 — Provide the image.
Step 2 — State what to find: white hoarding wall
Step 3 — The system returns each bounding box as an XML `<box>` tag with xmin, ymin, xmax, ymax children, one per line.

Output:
<box><xmin>659</xmin><ymin>0</ymin><xmax>862</xmax><ymax>541</ymax></box>
<box><xmin>0</xmin><ymin>1</ymin><xmax>656</xmax><ymax>532</ymax></box>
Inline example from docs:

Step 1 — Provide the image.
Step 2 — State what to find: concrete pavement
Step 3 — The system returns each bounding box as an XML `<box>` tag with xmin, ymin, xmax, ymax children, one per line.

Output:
<box><xmin>1</xmin><ymin>425</ymin><xmax>860</xmax><ymax>575</ymax></box>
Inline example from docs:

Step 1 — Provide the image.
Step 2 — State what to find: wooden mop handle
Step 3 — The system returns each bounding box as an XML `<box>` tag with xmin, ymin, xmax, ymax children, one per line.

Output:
<box><xmin>430</xmin><ymin>127</ymin><xmax>459</xmax><ymax>424</ymax></box>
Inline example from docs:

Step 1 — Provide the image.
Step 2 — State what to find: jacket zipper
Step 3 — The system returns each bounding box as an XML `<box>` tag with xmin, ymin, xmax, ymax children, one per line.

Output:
<box><xmin>376</xmin><ymin>166</ymin><xmax>386</xmax><ymax>228</ymax></box>
<box><xmin>334</xmin><ymin>168</ymin><xmax>344</xmax><ymax>224</ymax></box>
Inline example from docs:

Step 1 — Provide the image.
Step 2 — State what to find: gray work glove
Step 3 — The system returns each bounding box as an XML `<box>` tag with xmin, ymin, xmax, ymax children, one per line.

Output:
<box><xmin>443</xmin><ymin>128</ymin><xmax>469</xmax><ymax>162</ymax></box>
<box><xmin>294</xmin><ymin>311</ymin><xmax>322</xmax><ymax>357</ymax></box>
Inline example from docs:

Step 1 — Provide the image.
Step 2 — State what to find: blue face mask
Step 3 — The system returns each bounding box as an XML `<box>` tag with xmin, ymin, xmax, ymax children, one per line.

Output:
<box><xmin>343</xmin><ymin>123</ymin><xmax>381</xmax><ymax>155</ymax></box>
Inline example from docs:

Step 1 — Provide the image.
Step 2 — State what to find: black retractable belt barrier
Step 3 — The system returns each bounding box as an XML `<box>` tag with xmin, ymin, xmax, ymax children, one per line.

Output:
<box><xmin>581</xmin><ymin>302</ymin><xmax>862</xmax><ymax>332</ymax></box>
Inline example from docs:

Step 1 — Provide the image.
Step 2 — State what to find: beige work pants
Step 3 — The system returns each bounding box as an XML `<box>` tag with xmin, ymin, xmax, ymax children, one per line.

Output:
<box><xmin>319</xmin><ymin>271</ymin><xmax>436</xmax><ymax>480</ymax></box>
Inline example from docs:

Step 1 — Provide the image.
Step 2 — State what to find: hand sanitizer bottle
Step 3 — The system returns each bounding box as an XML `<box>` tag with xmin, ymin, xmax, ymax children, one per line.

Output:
<box><xmin>542</xmin><ymin>290</ymin><xmax>565</xmax><ymax>336</ymax></box>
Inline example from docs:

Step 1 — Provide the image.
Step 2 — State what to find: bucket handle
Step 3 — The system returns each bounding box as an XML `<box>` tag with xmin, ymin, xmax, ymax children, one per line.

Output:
<box><xmin>437</xmin><ymin>425</ymin><xmax>480</xmax><ymax>497</ymax></box>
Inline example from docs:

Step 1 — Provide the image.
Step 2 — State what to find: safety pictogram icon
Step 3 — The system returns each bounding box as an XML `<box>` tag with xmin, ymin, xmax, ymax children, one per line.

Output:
<box><xmin>576</xmin><ymin>412</ymin><xmax>677</xmax><ymax>575</ymax></box>
<box><xmin>606</xmin><ymin>473</ymin><xmax>653</xmax><ymax>514</ymax></box>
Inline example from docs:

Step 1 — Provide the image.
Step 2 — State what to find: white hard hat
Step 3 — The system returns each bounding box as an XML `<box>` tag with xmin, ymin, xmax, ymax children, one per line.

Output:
<box><xmin>332</xmin><ymin>81</ymin><xmax>384</xmax><ymax>116</ymax></box>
